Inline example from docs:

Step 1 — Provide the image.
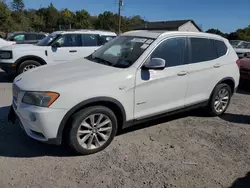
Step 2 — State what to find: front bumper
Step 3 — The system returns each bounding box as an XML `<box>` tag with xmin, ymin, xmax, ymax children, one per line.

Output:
<box><xmin>0</xmin><ymin>63</ymin><xmax>16</xmax><ymax>75</ymax></box>
<box><xmin>8</xmin><ymin>97</ymin><xmax>68</xmax><ymax>145</ymax></box>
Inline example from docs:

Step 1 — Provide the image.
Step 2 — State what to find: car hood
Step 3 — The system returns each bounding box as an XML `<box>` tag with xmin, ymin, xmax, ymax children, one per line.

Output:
<box><xmin>14</xmin><ymin>58</ymin><xmax>123</xmax><ymax>91</ymax></box>
<box><xmin>0</xmin><ymin>44</ymin><xmax>44</xmax><ymax>51</ymax></box>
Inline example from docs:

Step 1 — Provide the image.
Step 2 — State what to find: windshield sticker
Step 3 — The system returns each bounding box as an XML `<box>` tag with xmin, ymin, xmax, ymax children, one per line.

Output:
<box><xmin>131</xmin><ymin>38</ymin><xmax>147</xmax><ymax>43</ymax></box>
<box><xmin>141</xmin><ymin>44</ymin><xmax>149</xmax><ymax>49</ymax></box>
<box><xmin>145</xmin><ymin>39</ymin><xmax>154</xmax><ymax>44</ymax></box>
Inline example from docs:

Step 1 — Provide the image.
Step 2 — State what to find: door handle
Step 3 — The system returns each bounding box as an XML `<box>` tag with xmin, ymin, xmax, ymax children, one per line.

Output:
<box><xmin>69</xmin><ymin>50</ymin><xmax>77</xmax><ymax>53</ymax></box>
<box><xmin>214</xmin><ymin>64</ymin><xmax>220</xmax><ymax>68</ymax></box>
<box><xmin>177</xmin><ymin>71</ymin><xmax>188</xmax><ymax>76</ymax></box>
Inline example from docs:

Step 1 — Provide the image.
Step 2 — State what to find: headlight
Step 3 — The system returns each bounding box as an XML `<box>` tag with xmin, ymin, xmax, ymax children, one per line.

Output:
<box><xmin>22</xmin><ymin>91</ymin><xmax>59</xmax><ymax>107</ymax></box>
<box><xmin>0</xmin><ymin>51</ymin><xmax>12</xmax><ymax>59</ymax></box>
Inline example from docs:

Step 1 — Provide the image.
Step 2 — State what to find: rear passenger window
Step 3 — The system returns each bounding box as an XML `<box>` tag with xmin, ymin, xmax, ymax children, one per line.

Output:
<box><xmin>151</xmin><ymin>37</ymin><xmax>187</xmax><ymax>67</ymax></box>
<box><xmin>214</xmin><ymin>40</ymin><xmax>227</xmax><ymax>57</ymax></box>
<box><xmin>81</xmin><ymin>34</ymin><xmax>99</xmax><ymax>47</ymax></box>
<box><xmin>37</xmin><ymin>34</ymin><xmax>46</xmax><ymax>40</ymax></box>
<box><xmin>26</xmin><ymin>34</ymin><xmax>37</xmax><ymax>40</ymax></box>
<box><xmin>190</xmin><ymin>38</ymin><xmax>217</xmax><ymax>63</ymax></box>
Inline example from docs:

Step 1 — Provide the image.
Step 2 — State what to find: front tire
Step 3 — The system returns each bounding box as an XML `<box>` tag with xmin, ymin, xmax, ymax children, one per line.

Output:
<box><xmin>69</xmin><ymin>106</ymin><xmax>118</xmax><ymax>155</ymax></box>
<box><xmin>18</xmin><ymin>60</ymin><xmax>41</xmax><ymax>74</ymax></box>
<box><xmin>209</xmin><ymin>83</ymin><xmax>232</xmax><ymax>116</ymax></box>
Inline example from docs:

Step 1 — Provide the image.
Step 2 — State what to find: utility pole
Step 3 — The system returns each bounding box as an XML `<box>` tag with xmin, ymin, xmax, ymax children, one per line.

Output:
<box><xmin>118</xmin><ymin>0</ymin><xmax>123</xmax><ymax>34</ymax></box>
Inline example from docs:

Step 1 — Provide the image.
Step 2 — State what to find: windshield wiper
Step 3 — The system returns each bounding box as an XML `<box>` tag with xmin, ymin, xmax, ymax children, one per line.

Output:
<box><xmin>88</xmin><ymin>55</ymin><xmax>113</xmax><ymax>66</ymax></box>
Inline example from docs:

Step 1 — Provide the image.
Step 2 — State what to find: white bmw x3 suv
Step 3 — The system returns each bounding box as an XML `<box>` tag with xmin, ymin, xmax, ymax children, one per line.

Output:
<box><xmin>9</xmin><ymin>30</ymin><xmax>240</xmax><ymax>155</ymax></box>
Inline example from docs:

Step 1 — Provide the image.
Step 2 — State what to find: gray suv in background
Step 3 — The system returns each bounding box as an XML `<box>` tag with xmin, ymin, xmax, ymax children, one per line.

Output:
<box><xmin>7</xmin><ymin>32</ymin><xmax>48</xmax><ymax>44</ymax></box>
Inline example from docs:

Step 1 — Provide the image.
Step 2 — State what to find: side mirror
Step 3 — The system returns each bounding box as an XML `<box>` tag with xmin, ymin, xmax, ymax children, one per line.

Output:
<box><xmin>143</xmin><ymin>58</ymin><xmax>166</xmax><ymax>70</ymax></box>
<box><xmin>52</xmin><ymin>42</ymin><xmax>61</xmax><ymax>48</ymax></box>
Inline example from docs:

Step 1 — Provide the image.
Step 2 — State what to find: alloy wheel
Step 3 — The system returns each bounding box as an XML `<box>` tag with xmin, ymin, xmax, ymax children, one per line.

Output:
<box><xmin>214</xmin><ymin>88</ymin><xmax>230</xmax><ymax>113</ymax></box>
<box><xmin>23</xmin><ymin>64</ymin><xmax>37</xmax><ymax>72</ymax></box>
<box><xmin>77</xmin><ymin>113</ymin><xmax>113</xmax><ymax>150</ymax></box>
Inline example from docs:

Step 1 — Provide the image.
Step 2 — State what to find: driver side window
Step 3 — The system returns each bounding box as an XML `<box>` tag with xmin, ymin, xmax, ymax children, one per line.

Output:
<box><xmin>151</xmin><ymin>37</ymin><xmax>187</xmax><ymax>67</ymax></box>
<box><xmin>54</xmin><ymin>34</ymin><xmax>82</xmax><ymax>47</ymax></box>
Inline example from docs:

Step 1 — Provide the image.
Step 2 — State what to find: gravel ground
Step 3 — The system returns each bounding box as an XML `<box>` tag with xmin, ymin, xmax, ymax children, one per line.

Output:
<box><xmin>0</xmin><ymin>70</ymin><xmax>250</xmax><ymax>188</ymax></box>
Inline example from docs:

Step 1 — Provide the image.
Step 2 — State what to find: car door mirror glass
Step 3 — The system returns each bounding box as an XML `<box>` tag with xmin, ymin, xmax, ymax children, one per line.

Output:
<box><xmin>52</xmin><ymin>42</ymin><xmax>61</xmax><ymax>48</ymax></box>
<box><xmin>143</xmin><ymin>58</ymin><xmax>166</xmax><ymax>70</ymax></box>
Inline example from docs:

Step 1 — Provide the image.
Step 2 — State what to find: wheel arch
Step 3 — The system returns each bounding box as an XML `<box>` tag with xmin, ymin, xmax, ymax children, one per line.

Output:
<box><xmin>15</xmin><ymin>55</ymin><xmax>47</xmax><ymax>71</ymax></box>
<box><xmin>210</xmin><ymin>77</ymin><xmax>236</xmax><ymax>99</ymax></box>
<box><xmin>57</xmin><ymin>97</ymin><xmax>127</xmax><ymax>144</ymax></box>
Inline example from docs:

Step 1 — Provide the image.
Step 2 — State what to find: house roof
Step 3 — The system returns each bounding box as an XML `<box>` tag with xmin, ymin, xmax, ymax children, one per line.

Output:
<box><xmin>133</xmin><ymin>20</ymin><xmax>202</xmax><ymax>31</ymax></box>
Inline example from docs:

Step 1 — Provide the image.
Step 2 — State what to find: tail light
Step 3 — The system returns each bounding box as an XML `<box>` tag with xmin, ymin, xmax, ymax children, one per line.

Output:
<box><xmin>236</xmin><ymin>59</ymin><xmax>241</xmax><ymax>68</ymax></box>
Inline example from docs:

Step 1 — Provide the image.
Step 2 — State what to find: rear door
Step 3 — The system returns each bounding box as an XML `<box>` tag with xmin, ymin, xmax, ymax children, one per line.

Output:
<box><xmin>185</xmin><ymin>37</ymin><xmax>220</xmax><ymax>106</ymax></box>
<box><xmin>78</xmin><ymin>34</ymin><xmax>101</xmax><ymax>57</ymax></box>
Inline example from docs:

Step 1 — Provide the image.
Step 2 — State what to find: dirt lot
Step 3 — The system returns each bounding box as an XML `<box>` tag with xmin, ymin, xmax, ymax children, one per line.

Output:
<box><xmin>0</xmin><ymin>70</ymin><xmax>250</xmax><ymax>188</ymax></box>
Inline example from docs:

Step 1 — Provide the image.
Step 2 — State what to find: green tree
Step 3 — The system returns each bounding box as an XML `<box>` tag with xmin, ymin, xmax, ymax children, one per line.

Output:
<box><xmin>95</xmin><ymin>11</ymin><xmax>117</xmax><ymax>32</ymax></box>
<box><xmin>74</xmin><ymin>9</ymin><xmax>92</xmax><ymax>29</ymax></box>
<box><xmin>11</xmin><ymin>0</ymin><xmax>24</xmax><ymax>11</ymax></box>
<box><xmin>58</xmin><ymin>9</ymin><xmax>74</xmax><ymax>29</ymax></box>
<box><xmin>0</xmin><ymin>1</ymin><xmax>11</xmax><ymax>32</ymax></box>
<box><xmin>44</xmin><ymin>3</ymin><xmax>59</xmax><ymax>31</ymax></box>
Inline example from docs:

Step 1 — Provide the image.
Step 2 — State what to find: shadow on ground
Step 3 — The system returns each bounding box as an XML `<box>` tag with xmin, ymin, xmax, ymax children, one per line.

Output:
<box><xmin>237</xmin><ymin>80</ymin><xmax>250</xmax><ymax>95</ymax></box>
<box><xmin>0</xmin><ymin>103</ymin><xmax>249</xmax><ymax>158</ymax></box>
<box><xmin>0</xmin><ymin>106</ymin><xmax>75</xmax><ymax>158</ymax></box>
<box><xmin>229</xmin><ymin>172</ymin><xmax>250</xmax><ymax>188</ymax></box>
<box><xmin>0</xmin><ymin>71</ymin><xmax>14</xmax><ymax>83</ymax></box>
<box><xmin>220</xmin><ymin>113</ymin><xmax>250</xmax><ymax>125</ymax></box>
<box><xmin>0</xmin><ymin>105</ymin><xmax>190</xmax><ymax>158</ymax></box>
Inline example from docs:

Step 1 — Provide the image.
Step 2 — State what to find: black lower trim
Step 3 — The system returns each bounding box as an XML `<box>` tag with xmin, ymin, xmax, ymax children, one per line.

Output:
<box><xmin>0</xmin><ymin>63</ymin><xmax>16</xmax><ymax>74</ymax></box>
<box><xmin>123</xmin><ymin>101</ymin><xmax>208</xmax><ymax>129</ymax></box>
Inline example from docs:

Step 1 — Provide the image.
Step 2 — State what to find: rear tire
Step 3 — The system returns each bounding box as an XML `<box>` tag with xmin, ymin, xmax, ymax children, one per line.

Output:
<box><xmin>18</xmin><ymin>60</ymin><xmax>41</xmax><ymax>75</ymax></box>
<box><xmin>68</xmin><ymin>106</ymin><xmax>118</xmax><ymax>155</ymax></box>
<box><xmin>208</xmin><ymin>83</ymin><xmax>232</xmax><ymax>116</ymax></box>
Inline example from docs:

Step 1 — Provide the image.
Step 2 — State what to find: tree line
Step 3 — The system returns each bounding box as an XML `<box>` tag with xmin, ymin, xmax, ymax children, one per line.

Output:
<box><xmin>0</xmin><ymin>0</ymin><xmax>249</xmax><ymax>41</ymax></box>
<box><xmin>206</xmin><ymin>28</ymin><xmax>250</xmax><ymax>41</ymax></box>
<box><xmin>0</xmin><ymin>0</ymin><xmax>145</xmax><ymax>36</ymax></box>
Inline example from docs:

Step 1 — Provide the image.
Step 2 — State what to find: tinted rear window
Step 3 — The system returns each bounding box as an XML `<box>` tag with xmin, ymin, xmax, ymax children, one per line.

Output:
<box><xmin>190</xmin><ymin>38</ymin><xmax>218</xmax><ymax>63</ymax></box>
<box><xmin>26</xmin><ymin>34</ymin><xmax>37</xmax><ymax>40</ymax></box>
<box><xmin>214</xmin><ymin>40</ymin><xmax>228</xmax><ymax>57</ymax></box>
<box><xmin>37</xmin><ymin>34</ymin><xmax>46</xmax><ymax>40</ymax></box>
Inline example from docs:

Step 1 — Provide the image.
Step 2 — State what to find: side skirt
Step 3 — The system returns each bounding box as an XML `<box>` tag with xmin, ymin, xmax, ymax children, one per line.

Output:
<box><xmin>122</xmin><ymin>101</ymin><xmax>208</xmax><ymax>129</ymax></box>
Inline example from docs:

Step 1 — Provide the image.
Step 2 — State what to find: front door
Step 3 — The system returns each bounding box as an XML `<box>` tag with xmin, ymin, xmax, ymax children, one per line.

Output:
<box><xmin>134</xmin><ymin>37</ymin><xmax>189</xmax><ymax>119</ymax></box>
<box><xmin>47</xmin><ymin>34</ymin><xmax>84</xmax><ymax>64</ymax></box>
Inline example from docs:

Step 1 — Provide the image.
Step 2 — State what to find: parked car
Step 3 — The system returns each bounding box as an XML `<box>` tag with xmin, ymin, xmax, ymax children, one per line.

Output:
<box><xmin>6</xmin><ymin>32</ymin><xmax>48</xmax><ymax>44</ymax></box>
<box><xmin>8</xmin><ymin>31</ymin><xmax>240</xmax><ymax>155</ymax></box>
<box><xmin>0</xmin><ymin>38</ymin><xmax>16</xmax><ymax>48</ymax></box>
<box><xmin>0</xmin><ymin>30</ymin><xmax>116</xmax><ymax>75</ymax></box>
<box><xmin>230</xmin><ymin>40</ymin><xmax>250</xmax><ymax>58</ymax></box>
<box><xmin>230</xmin><ymin>40</ymin><xmax>244</xmax><ymax>48</ymax></box>
<box><xmin>238</xmin><ymin>55</ymin><xmax>250</xmax><ymax>81</ymax></box>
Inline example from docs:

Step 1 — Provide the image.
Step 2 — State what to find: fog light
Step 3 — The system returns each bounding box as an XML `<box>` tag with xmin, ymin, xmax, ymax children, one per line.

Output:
<box><xmin>29</xmin><ymin>113</ymin><xmax>36</xmax><ymax>122</ymax></box>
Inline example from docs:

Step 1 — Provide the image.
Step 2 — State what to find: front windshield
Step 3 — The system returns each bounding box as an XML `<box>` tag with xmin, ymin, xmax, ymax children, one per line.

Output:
<box><xmin>86</xmin><ymin>36</ymin><xmax>154</xmax><ymax>68</ymax></box>
<box><xmin>37</xmin><ymin>33</ymin><xmax>59</xmax><ymax>46</ymax></box>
